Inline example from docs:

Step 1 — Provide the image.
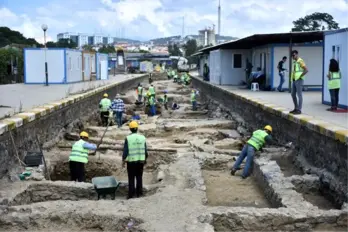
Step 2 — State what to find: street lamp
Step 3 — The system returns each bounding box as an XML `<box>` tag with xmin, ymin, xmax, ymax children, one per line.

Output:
<box><xmin>41</xmin><ymin>24</ymin><xmax>48</xmax><ymax>86</ymax></box>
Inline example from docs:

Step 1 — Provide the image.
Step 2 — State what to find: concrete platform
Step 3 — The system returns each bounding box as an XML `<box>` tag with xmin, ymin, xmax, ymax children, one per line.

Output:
<box><xmin>0</xmin><ymin>74</ymin><xmax>144</xmax><ymax>119</ymax></box>
<box><xmin>191</xmin><ymin>72</ymin><xmax>348</xmax><ymax>129</ymax></box>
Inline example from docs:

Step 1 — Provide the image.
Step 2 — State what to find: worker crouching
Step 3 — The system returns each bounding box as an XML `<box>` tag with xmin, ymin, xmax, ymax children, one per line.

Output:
<box><xmin>122</xmin><ymin>121</ymin><xmax>148</xmax><ymax>199</ymax></box>
<box><xmin>231</xmin><ymin>125</ymin><xmax>273</xmax><ymax>179</ymax></box>
<box><xmin>69</xmin><ymin>131</ymin><xmax>97</xmax><ymax>182</ymax></box>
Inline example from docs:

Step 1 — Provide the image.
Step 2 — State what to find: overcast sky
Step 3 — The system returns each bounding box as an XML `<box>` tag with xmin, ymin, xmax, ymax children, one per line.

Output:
<box><xmin>1</xmin><ymin>0</ymin><xmax>347</xmax><ymax>43</ymax></box>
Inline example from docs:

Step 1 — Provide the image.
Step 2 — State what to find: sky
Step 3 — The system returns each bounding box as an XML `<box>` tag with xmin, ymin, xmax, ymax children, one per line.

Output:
<box><xmin>0</xmin><ymin>0</ymin><xmax>348</xmax><ymax>43</ymax></box>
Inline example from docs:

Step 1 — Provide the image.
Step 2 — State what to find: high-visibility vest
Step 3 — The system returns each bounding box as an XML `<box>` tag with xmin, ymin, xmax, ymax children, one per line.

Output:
<box><xmin>126</xmin><ymin>133</ymin><xmax>146</xmax><ymax>162</ymax></box>
<box><xmin>69</xmin><ymin>139</ymin><xmax>89</xmax><ymax>164</ymax></box>
<box><xmin>247</xmin><ymin>129</ymin><xmax>268</xmax><ymax>151</ymax></box>
<box><xmin>149</xmin><ymin>86</ymin><xmax>155</xmax><ymax>95</ymax></box>
<box><xmin>328</xmin><ymin>72</ymin><xmax>341</xmax><ymax>89</ymax></box>
<box><xmin>291</xmin><ymin>58</ymin><xmax>305</xmax><ymax>81</ymax></box>
<box><xmin>161</xmin><ymin>95</ymin><xmax>168</xmax><ymax>103</ymax></box>
<box><xmin>100</xmin><ymin>98</ymin><xmax>111</xmax><ymax>112</ymax></box>
<box><xmin>138</xmin><ymin>86</ymin><xmax>143</xmax><ymax>95</ymax></box>
<box><xmin>191</xmin><ymin>93</ymin><xmax>196</xmax><ymax>102</ymax></box>
<box><xmin>149</xmin><ymin>96</ymin><xmax>155</xmax><ymax>106</ymax></box>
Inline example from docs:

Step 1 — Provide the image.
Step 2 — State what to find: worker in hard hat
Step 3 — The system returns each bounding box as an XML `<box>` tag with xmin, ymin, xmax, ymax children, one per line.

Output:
<box><xmin>148</xmin><ymin>92</ymin><xmax>156</xmax><ymax>116</ymax></box>
<box><xmin>191</xmin><ymin>89</ymin><xmax>197</xmax><ymax>111</ymax></box>
<box><xmin>99</xmin><ymin>93</ymin><xmax>112</xmax><ymax>127</ymax></box>
<box><xmin>149</xmin><ymin>84</ymin><xmax>156</xmax><ymax>98</ymax></box>
<box><xmin>137</xmin><ymin>83</ymin><xmax>143</xmax><ymax>102</ymax></box>
<box><xmin>180</xmin><ymin>73</ymin><xmax>185</xmax><ymax>84</ymax></box>
<box><xmin>122</xmin><ymin>121</ymin><xmax>148</xmax><ymax>199</ymax></box>
<box><xmin>69</xmin><ymin>131</ymin><xmax>97</xmax><ymax>182</ymax></box>
<box><xmin>161</xmin><ymin>90</ymin><xmax>168</xmax><ymax>110</ymax></box>
<box><xmin>231</xmin><ymin>125</ymin><xmax>273</xmax><ymax>179</ymax></box>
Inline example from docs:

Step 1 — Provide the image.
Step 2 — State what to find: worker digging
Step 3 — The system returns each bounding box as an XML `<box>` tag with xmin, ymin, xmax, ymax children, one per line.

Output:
<box><xmin>0</xmin><ymin>71</ymin><xmax>347</xmax><ymax>232</ymax></box>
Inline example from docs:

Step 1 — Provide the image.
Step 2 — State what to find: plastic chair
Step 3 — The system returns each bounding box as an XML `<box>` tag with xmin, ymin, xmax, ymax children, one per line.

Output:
<box><xmin>251</xmin><ymin>83</ymin><xmax>259</xmax><ymax>91</ymax></box>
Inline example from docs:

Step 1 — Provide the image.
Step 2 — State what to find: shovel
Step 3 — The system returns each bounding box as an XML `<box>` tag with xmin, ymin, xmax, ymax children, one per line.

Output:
<box><xmin>91</xmin><ymin>115</ymin><xmax>112</xmax><ymax>164</ymax></box>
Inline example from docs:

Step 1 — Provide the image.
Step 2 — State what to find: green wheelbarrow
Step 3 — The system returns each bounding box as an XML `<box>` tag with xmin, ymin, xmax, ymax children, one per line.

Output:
<box><xmin>92</xmin><ymin>176</ymin><xmax>120</xmax><ymax>200</ymax></box>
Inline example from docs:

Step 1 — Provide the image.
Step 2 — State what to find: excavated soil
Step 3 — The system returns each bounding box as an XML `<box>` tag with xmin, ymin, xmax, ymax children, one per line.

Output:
<box><xmin>203</xmin><ymin>170</ymin><xmax>271</xmax><ymax>208</ymax></box>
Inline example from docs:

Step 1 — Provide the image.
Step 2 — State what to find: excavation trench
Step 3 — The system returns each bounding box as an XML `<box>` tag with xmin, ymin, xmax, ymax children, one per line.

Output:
<box><xmin>1</xmin><ymin>78</ymin><xmax>347</xmax><ymax>232</ymax></box>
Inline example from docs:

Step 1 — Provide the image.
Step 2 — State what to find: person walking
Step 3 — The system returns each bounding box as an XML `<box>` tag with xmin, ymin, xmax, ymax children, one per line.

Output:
<box><xmin>203</xmin><ymin>63</ymin><xmax>209</xmax><ymax>81</ymax></box>
<box><xmin>290</xmin><ymin>50</ymin><xmax>308</xmax><ymax>115</ymax></box>
<box><xmin>110</xmin><ymin>94</ymin><xmax>125</xmax><ymax>128</ymax></box>
<box><xmin>327</xmin><ymin>59</ymin><xmax>341</xmax><ymax>111</ymax></box>
<box><xmin>148</xmin><ymin>94</ymin><xmax>156</xmax><ymax>116</ymax></box>
<box><xmin>277</xmin><ymin>56</ymin><xmax>287</xmax><ymax>92</ymax></box>
<box><xmin>149</xmin><ymin>84</ymin><xmax>156</xmax><ymax>98</ymax></box>
<box><xmin>69</xmin><ymin>131</ymin><xmax>97</xmax><ymax>182</ymax></box>
<box><xmin>230</xmin><ymin>125</ymin><xmax>273</xmax><ymax>179</ymax></box>
<box><xmin>99</xmin><ymin>93</ymin><xmax>112</xmax><ymax>126</ymax></box>
<box><xmin>162</xmin><ymin>91</ymin><xmax>168</xmax><ymax>110</ymax></box>
<box><xmin>122</xmin><ymin>121</ymin><xmax>148</xmax><ymax>199</ymax></box>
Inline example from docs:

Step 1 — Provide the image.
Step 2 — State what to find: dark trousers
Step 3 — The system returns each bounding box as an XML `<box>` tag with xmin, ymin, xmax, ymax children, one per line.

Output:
<box><xmin>100</xmin><ymin>111</ymin><xmax>109</xmax><ymax>126</ymax></box>
<box><xmin>115</xmin><ymin>111</ymin><xmax>123</xmax><ymax>127</ymax></box>
<box><xmin>127</xmin><ymin>162</ymin><xmax>144</xmax><ymax>198</ymax></box>
<box><xmin>69</xmin><ymin>161</ymin><xmax>85</xmax><ymax>182</ymax></box>
<box><xmin>329</xmin><ymin>88</ymin><xmax>340</xmax><ymax>108</ymax></box>
<box><xmin>164</xmin><ymin>102</ymin><xmax>168</xmax><ymax>110</ymax></box>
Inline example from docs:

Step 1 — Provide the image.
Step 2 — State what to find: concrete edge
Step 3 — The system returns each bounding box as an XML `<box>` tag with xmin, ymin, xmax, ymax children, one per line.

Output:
<box><xmin>0</xmin><ymin>76</ymin><xmax>143</xmax><ymax>136</ymax></box>
<box><xmin>191</xmin><ymin>75</ymin><xmax>348</xmax><ymax>144</ymax></box>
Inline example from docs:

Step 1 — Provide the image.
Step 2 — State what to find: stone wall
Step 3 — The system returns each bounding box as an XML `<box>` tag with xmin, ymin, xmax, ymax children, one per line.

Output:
<box><xmin>191</xmin><ymin>77</ymin><xmax>348</xmax><ymax>203</ymax></box>
<box><xmin>0</xmin><ymin>75</ymin><xmax>148</xmax><ymax>179</ymax></box>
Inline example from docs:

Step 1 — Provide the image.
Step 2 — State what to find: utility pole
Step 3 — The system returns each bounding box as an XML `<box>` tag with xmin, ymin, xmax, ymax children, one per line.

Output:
<box><xmin>218</xmin><ymin>0</ymin><xmax>221</xmax><ymax>36</ymax></box>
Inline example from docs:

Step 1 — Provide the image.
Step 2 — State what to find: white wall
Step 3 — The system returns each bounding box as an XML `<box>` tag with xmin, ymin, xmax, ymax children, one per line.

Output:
<box><xmin>323</xmin><ymin>30</ymin><xmax>348</xmax><ymax>107</ymax></box>
<box><xmin>209</xmin><ymin>50</ymin><xmax>221</xmax><ymax>84</ymax></box>
<box><xmin>252</xmin><ymin>47</ymin><xmax>272</xmax><ymax>85</ymax></box>
<box><xmin>220</xmin><ymin>49</ymin><xmax>250</xmax><ymax>85</ymax></box>
<box><xmin>273</xmin><ymin>46</ymin><xmax>323</xmax><ymax>89</ymax></box>
<box><xmin>65</xmin><ymin>50</ymin><xmax>83</xmax><ymax>83</ymax></box>
<box><xmin>96</xmin><ymin>53</ymin><xmax>108</xmax><ymax>80</ymax></box>
<box><xmin>91</xmin><ymin>53</ymin><xmax>96</xmax><ymax>73</ymax></box>
<box><xmin>25</xmin><ymin>49</ymin><xmax>65</xmax><ymax>84</ymax></box>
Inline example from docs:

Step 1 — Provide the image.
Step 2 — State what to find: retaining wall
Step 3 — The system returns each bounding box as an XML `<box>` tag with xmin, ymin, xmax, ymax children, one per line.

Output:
<box><xmin>191</xmin><ymin>76</ymin><xmax>348</xmax><ymax>199</ymax></box>
<box><xmin>0</xmin><ymin>75</ymin><xmax>148</xmax><ymax>179</ymax></box>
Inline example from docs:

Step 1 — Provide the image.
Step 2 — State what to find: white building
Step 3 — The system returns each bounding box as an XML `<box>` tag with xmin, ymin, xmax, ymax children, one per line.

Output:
<box><xmin>197</xmin><ymin>31</ymin><xmax>324</xmax><ymax>88</ymax></box>
<box><xmin>57</xmin><ymin>32</ymin><xmax>120</xmax><ymax>47</ymax></box>
<box><xmin>93</xmin><ymin>35</ymin><xmax>103</xmax><ymax>45</ymax></box>
<box><xmin>198</xmin><ymin>28</ymin><xmax>216</xmax><ymax>47</ymax></box>
<box><xmin>78</xmin><ymin>34</ymin><xmax>89</xmax><ymax>47</ymax></box>
<box><xmin>323</xmin><ymin>28</ymin><xmax>348</xmax><ymax>109</ymax></box>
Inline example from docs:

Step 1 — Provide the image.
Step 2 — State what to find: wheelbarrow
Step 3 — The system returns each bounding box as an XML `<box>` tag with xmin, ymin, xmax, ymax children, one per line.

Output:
<box><xmin>92</xmin><ymin>176</ymin><xmax>120</xmax><ymax>200</ymax></box>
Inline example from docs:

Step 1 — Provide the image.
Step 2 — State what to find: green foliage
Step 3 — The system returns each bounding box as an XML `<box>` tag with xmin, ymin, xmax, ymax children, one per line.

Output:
<box><xmin>291</xmin><ymin>12</ymin><xmax>340</xmax><ymax>32</ymax></box>
<box><xmin>0</xmin><ymin>27</ymin><xmax>41</xmax><ymax>47</ymax></box>
<box><xmin>82</xmin><ymin>44</ymin><xmax>96</xmax><ymax>52</ymax></box>
<box><xmin>168</xmin><ymin>43</ymin><xmax>182</xmax><ymax>56</ymax></box>
<box><xmin>46</xmin><ymin>39</ymin><xmax>77</xmax><ymax>48</ymax></box>
<box><xmin>0</xmin><ymin>48</ymin><xmax>24</xmax><ymax>82</ymax></box>
<box><xmin>98</xmin><ymin>45</ymin><xmax>116</xmax><ymax>54</ymax></box>
<box><xmin>183</xmin><ymin>39</ymin><xmax>199</xmax><ymax>64</ymax></box>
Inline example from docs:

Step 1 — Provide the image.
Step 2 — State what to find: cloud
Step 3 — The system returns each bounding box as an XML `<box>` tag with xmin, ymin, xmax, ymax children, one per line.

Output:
<box><xmin>1</xmin><ymin>0</ymin><xmax>348</xmax><ymax>41</ymax></box>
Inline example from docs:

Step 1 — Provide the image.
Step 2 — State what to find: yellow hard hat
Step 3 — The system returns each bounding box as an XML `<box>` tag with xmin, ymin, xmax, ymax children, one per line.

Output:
<box><xmin>192</xmin><ymin>89</ymin><xmax>195</xmax><ymax>93</ymax></box>
<box><xmin>147</xmin><ymin>92</ymin><xmax>151</xmax><ymax>96</ymax></box>
<box><xmin>103</xmin><ymin>93</ymin><xmax>108</xmax><ymax>98</ymax></box>
<box><xmin>80</xmin><ymin>131</ymin><xmax>89</xmax><ymax>138</ymax></box>
<box><xmin>264</xmin><ymin>125</ymin><xmax>272</xmax><ymax>133</ymax></box>
<box><xmin>129</xmin><ymin>121</ymin><xmax>139</xmax><ymax>129</ymax></box>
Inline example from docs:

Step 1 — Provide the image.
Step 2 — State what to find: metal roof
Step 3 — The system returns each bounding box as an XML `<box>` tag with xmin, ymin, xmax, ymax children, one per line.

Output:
<box><xmin>199</xmin><ymin>30</ymin><xmax>325</xmax><ymax>53</ymax></box>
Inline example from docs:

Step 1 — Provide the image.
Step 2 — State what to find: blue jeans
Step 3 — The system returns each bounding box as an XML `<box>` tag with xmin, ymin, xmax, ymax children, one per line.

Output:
<box><xmin>115</xmin><ymin>111</ymin><xmax>123</xmax><ymax>127</ymax></box>
<box><xmin>150</xmin><ymin>105</ymin><xmax>156</xmax><ymax>116</ymax></box>
<box><xmin>232</xmin><ymin>144</ymin><xmax>255</xmax><ymax>177</ymax></box>
<box><xmin>277</xmin><ymin>72</ymin><xmax>285</xmax><ymax>91</ymax></box>
<box><xmin>138</xmin><ymin>95</ymin><xmax>142</xmax><ymax>102</ymax></box>
<box><xmin>192</xmin><ymin>101</ymin><xmax>197</xmax><ymax>111</ymax></box>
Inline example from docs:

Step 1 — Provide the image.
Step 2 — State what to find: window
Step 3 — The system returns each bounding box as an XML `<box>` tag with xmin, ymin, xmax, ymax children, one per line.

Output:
<box><xmin>233</xmin><ymin>54</ymin><xmax>242</xmax><ymax>68</ymax></box>
<box><xmin>332</xmin><ymin>45</ymin><xmax>341</xmax><ymax>63</ymax></box>
<box><xmin>332</xmin><ymin>46</ymin><xmax>336</xmax><ymax>59</ymax></box>
<box><xmin>336</xmin><ymin>46</ymin><xmax>340</xmax><ymax>63</ymax></box>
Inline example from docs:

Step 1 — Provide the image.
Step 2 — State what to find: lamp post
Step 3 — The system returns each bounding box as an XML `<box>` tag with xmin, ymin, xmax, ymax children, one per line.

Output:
<box><xmin>41</xmin><ymin>24</ymin><xmax>48</xmax><ymax>86</ymax></box>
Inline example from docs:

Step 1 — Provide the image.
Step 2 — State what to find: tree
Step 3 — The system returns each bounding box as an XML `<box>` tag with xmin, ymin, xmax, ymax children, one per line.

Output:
<box><xmin>98</xmin><ymin>45</ymin><xmax>116</xmax><ymax>54</ymax></box>
<box><xmin>0</xmin><ymin>27</ymin><xmax>40</xmax><ymax>47</ymax></box>
<box><xmin>82</xmin><ymin>44</ymin><xmax>95</xmax><ymax>52</ymax></box>
<box><xmin>291</xmin><ymin>12</ymin><xmax>340</xmax><ymax>32</ymax></box>
<box><xmin>168</xmin><ymin>43</ymin><xmax>182</xmax><ymax>56</ymax></box>
<box><xmin>45</xmin><ymin>39</ymin><xmax>77</xmax><ymax>48</ymax></box>
<box><xmin>183</xmin><ymin>39</ymin><xmax>198</xmax><ymax>57</ymax></box>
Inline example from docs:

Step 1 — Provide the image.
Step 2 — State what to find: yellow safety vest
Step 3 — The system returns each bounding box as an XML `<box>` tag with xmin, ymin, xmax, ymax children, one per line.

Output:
<box><xmin>191</xmin><ymin>93</ymin><xmax>196</xmax><ymax>102</ymax></box>
<box><xmin>138</xmin><ymin>86</ymin><xmax>143</xmax><ymax>95</ymax></box>
<box><xmin>328</xmin><ymin>72</ymin><xmax>341</xmax><ymax>90</ymax></box>
<box><xmin>100</xmin><ymin>98</ymin><xmax>111</xmax><ymax>112</ymax></box>
<box><xmin>126</xmin><ymin>133</ymin><xmax>146</xmax><ymax>162</ymax></box>
<box><xmin>149</xmin><ymin>96</ymin><xmax>155</xmax><ymax>106</ymax></box>
<box><xmin>291</xmin><ymin>58</ymin><xmax>305</xmax><ymax>81</ymax></box>
<box><xmin>69</xmin><ymin>139</ymin><xmax>89</xmax><ymax>164</ymax></box>
<box><xmin>247</xmin><ymin>129</ymin><xmax>268</xmax><ymax>151</ymax></box>
<box><xmin>149</xmin><ymin>86</ymin><xmax>155</xmax><ymax>95</ymax></box>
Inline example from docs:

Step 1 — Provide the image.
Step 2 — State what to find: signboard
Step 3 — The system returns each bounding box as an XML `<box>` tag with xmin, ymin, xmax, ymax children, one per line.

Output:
<box><xmin>111</xmin><ymin>58</ymin><xmax>117</xmax><ymax>61</ymax></box>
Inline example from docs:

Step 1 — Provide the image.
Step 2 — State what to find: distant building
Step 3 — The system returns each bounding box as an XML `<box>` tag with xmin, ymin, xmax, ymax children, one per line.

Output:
<box><xmin>198</xmin><ymin>28</ymin><xmax>216</xmax><ymax>46</ymax></box>
<box><xmin>57</xmin><ymin>32</ymin><xmax>122</xmax><ymax>47</ymax></box>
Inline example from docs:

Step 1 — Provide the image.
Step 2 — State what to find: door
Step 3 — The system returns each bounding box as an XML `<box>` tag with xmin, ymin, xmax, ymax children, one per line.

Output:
<box><xmin>100</xmin><ymin>60</ymin><xmax>107</xmax><ymax>80</ymax></box>
<box><xmin>84</xmin><ymin>56</ymin><xmax>90</xmax><ymax>80</ymax></box>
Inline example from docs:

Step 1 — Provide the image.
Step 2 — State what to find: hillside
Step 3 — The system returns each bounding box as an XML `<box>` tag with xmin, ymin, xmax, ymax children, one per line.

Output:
<box><xmin>113</xmin><ymin>37</ymin><xmax>141</xmax><ymax>43</ymax></box>
<box><xmin>0</xmin><ymin>27</ymin><xmax>41</xmax><ymax>48</ymax></box>
<box><xmin>149</xmin><ymin>34</ymin><xmax>238</xmax><ymax>45</ymax></box>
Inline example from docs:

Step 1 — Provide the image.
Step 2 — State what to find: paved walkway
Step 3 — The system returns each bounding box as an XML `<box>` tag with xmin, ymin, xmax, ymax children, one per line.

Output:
<box><xmin>0</xmin><ymin>74</ymin><xmax>144</xmax><ymax>119</ymax></box>
<box><xmin>191</xmin><ymin>72</ymin><xmax>348</xmax><ymax>129</ymax></box>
